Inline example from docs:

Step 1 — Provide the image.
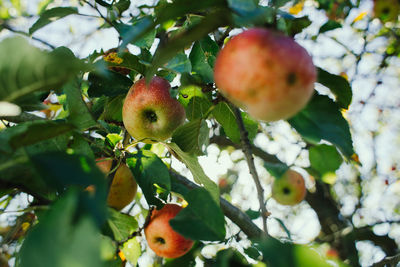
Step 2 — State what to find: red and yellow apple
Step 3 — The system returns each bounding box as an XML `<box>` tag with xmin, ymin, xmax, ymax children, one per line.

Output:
<box><xmin>95</xmin><ymin>158</ymin><xmax>138</xmax><ymax>210</ymax></box>
<box><xmin>214</xmin><ymin>28</ymin><xmax>316</xmax><ymax>122</ymax></box>
<box><xmin>144</xmin><ymin>204</ymin><xmax>194</xmax><ymax>258</ymax></box>
<box><xmin>122</xmin><ymin>77</ymin><xmax>186</xmax><ymax>143</ymax></box>
<box><xmin>271</xmin><ymin>169</ymin><xmax>307</xmax><ymax>206</ymax></box>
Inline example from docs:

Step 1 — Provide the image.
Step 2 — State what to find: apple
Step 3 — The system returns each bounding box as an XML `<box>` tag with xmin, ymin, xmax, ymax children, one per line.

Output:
<box><xmin>144</xmin><ymin>204</ymin><xmax>194</xmax><ymax>258</ymax></box>
<box><xmin>122</xmin><ymin>77</ymin><xmax>186</xmax><ymax>143</ymax></box>
<box><xmin>214</xmin><ymin>28</ymin><xmax>316</xmax><ymax>122</ymax></box>
<box><xmin>373</xmin><ymin>0</ymin><xmax>399</xmax><ymax>22</ymax></box>
<box><xmin>271</xmin><ymin>169</ymin><xmax>306</xmax><ymax>206</ymax></box>
<box><xmin>95</xmin><ymin>158</ymin><xmax>138</xmax><ymax>210</ymax></box>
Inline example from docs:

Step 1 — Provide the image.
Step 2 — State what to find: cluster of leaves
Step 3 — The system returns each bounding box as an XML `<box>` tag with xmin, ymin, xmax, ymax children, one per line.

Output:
<box><xmin>2</xmin><ymin>0</ymin><xmax>397</xmax><ymax>266</ymax></box>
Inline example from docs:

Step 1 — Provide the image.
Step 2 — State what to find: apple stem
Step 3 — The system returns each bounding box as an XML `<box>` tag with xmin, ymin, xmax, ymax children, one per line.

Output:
<box><xmin>232</xmin><ymin>106</ymin><xmax>269</xmax><ymax>233</ymax></box>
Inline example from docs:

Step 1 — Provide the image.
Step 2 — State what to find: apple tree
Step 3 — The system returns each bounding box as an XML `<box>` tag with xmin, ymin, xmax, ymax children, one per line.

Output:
<box><xmin>0</xmin><ymin>0</ymin><xmax>399</xmax><ymax>266</ymax></box>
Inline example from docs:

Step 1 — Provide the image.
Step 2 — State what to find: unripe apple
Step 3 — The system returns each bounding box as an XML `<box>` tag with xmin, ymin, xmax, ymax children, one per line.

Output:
<box><xmin>271</xmin><ymin>169</ymin><xmax>306</xmax><ymax>206</ymax></box>
<box><xmin>214</xmin><ymin>28</ymin><xmax>316</xmax><ymax>122</ymax></box>
<box><xmin>122</xmin><ymin>77</ymin><xmax>186</xmax><ymax>143</ymax></box>
<box><xmin>144</xmin><ymin>204</ymin><xmax>194</xmax><ymax>258</ymax></box>
<box><xmin>96</xmin><ymin>158</ymin><xmax>138</xmax><ymax>210</ymax></box>
<box><xmin>373</xmin><ymin>0</ymin><xmax>399</xmax><ymax>22</ymax></box>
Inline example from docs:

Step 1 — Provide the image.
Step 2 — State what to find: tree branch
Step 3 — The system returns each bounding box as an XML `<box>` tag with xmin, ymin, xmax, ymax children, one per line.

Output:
<box><xmin>232</xmin><ymin>107</ymin><xmax>268</xmax><ymax>233</ymax></box>
<box><xmin>169</xmin><ymin>170</ymin><xmax>266</xmax><ymax>239</ymax></box>
<box><xmin>372</xmin><ymin>253</ymin><xmax>400</xmax><ymax>267</ymax></box>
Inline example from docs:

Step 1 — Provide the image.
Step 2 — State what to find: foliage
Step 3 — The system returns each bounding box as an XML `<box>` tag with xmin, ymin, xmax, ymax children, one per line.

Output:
<box><xmin>0</xmin><ymin>0</ymin><xmax>399</xmax><ymax>267</ymax></box>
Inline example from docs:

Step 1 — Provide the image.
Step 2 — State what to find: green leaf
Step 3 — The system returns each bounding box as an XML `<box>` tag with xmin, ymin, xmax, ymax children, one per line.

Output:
<box><xmin>115</xmin><ymin>0</ymin><xmax>130</xmax><ymax>14</ymax></box>
<box><xmin>19</xmin><ymin>190</ymin><xmax>106</xmax><ymax>267</ymax></box>
<box><xmin>146</xmin><ymin>9</ymin><xmax>230</xmax><ymax>80</ymax></box>
<box><xmin>227</xmin><ymin>0</ymin><xmax>258</xmax><ymax>16</ymax></box>
<box><xmin>164</xmin><ymin>242</ymin><xmax>203</xmax><ymax>267</ymax></box>
<box><xmin>317</xmin><ymin>68</ymin><xmax>352</xmax><ymax>109</ymax></box>
<box><xmin>263</xmin><ymin>161</ymin><xmax>289</xmax><ymax>179</ymax></box>
<box><xmin>254</xmin><ymin>238</ymin><xmax>332</xmax><ymax>267</ymax></box>
<box><xmin>178</xmin><ymin>85</ymin><xmax>210</xmax><ymax>107</ymax></box>
<box><xmin>105</xmin><ymin>208</ymin><xmax>138</xmax><ymax>242</ymax></box>
<box><xmin>126</xmin><ymin>150</ymin><xmax>171</xmax><ymax>207</ymax></box>
<box><xmin>116</xmin><ymin>17</ymin><xmax>154</xmax><ymax>49</ymax></box>
<box><xmin>319</xmin><ymin>20</ymin><xmax>342</xmax><ymax>34</ymax></box>
<box><xmin>64</xmin><ymin>81</ymin><xmax>97</xmax><ymax>130</ymax></box>
<box><xmin>211</xmin><ymin>248</ymin><xmax>250</xmax><ymax>267</ymax></box>
<box><xmin>170</xmin><ymin>187</ymin><xmax>225</xmax><ymax>241</ymax></box>
<box><xmin>165</xmin><ymin>52</ymin><xmax>192</xmax><ymax>73</ymax></box>
<box><xmin>104</xmin><ymin>52</ymin><xmax>146</xmax><ymax>75</ymax></box>
<box><xmin>99</xmin><ymin>95</ymin><xmax>125</xmax><ymax>123</ymax></box>
<box><xmin>29</xmin><ymin>7</ymin><xmax>78</xmax><ymax>34</ymax></box>
<box><xmin>70</xmin><ymin>133</ymin><xmax>95</xmax><ymax>160</ymax></box>
<box><xmin>285</xmin><ymin>16</ymin><xmax>312</xmax><ymax>36</ymax></box>
<box><xmin>130</xmin><ymin>16</ymin><xmax>156</xmax><ymax>48</ymax></box>
<box><xmin>105</xmin><ymin>133</ymin><xmax>123</xmax><ymax>148</ymax></box>
<box><xmin>309</xmin><ymin>144</ymin><xmax>343</xmax><ymax>176</ymax></box>
<box><xmin>165</xmin><ymin>142</ymin><xmax>219</xmax><ymax>204</ymax></box>
<box><xmin>186</xmin><ymin>96</ymin><xmax>213</xmax><ymax>121</ymax></box>
<box><xmin>0</xmin><ymin>120</ymin><xmax>74</xmax><ymax>153</ymax></box>
<box><xmin>121</xmin><ymin>237</ymin><xmax>141</xmax><ymax>266</ymax></box>
<box><xmin>0</xmin><ymin>38</ymin><xmax>88</xmax><ymax>105</ymax></box>
<box><xmin>88</xmin><ymin>70</ymin><xmax>133</xmax><ymax>97</ymax></box>
<box><xmin>172</xmin><ymin>119</ymin><xmax>209</xmax><ymax>155</ymax></box>
<box><xmin>212</xmin><ymin>102</ymin><xmax>258</xmax><ymax>143</ymax></box>
<box><xmin>189</xmin><ymin>36</ymin><xmax>219</xmax><ymax>83</ymax></box>
<box><xmin>288</xmin><ymin>94</ymin><xmax>354</xmax><ymax>158</ymax></box>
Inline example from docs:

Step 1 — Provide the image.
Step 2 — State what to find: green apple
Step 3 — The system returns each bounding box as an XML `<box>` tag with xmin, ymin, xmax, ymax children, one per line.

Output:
<box><xmin>122</xmin><ymin>76</ymin><xmax>186</xmax><ymax>143</ymax></box>
<box><xmin>373</xmin><ymin>0</ymin><xmax>399</xmax><ymax>22</ymax></box>
<box><xmin>271</xmin><ymin>169</ymin><xmax>307</xmax><ymax>206</ymax></box>
<box><xmin>144</xmin><ymin>204</ymin><xmax>194</xmax><ymax>258</ymax></box>
<box><xmin>214</xmin><ymin>28</ymin><xmax>316</xmax><ymax>122</ymax></box>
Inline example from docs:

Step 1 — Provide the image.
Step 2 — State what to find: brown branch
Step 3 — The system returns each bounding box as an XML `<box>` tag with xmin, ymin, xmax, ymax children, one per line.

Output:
<box><xmin>169</xmin><ymin>170</ymin><xmax>266</xmax><ymax>239</ymax></box>
<box><xmin>232</xmin><ymin>107</ymin><xmax>268</xmax><ymax>233</ymax></box>
<box><xmin>372</xmin><ymin>253</ymin><xmax>400</xmax><ymax>267</ymax></box>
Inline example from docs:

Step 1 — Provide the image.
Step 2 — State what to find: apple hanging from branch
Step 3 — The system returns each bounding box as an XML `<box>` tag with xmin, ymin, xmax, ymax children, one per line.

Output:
<box><xmin>122</xmin><ymin>76</ymin><xmax>186</xmax><ymax>143</ymax></box>
<box><xmin>214</xmin><ymin>28</ymin><xmax>316</xmax><ymax>122</ymax></box>
<box><xmin>144</xmin><ymin>204</ymin><xmax>194</xmax><ymax>258</ymax></box>
<box><xmin>271</xmin><ymin>169</ymin><xmax>307</xmax><ymax>206</ymax></box>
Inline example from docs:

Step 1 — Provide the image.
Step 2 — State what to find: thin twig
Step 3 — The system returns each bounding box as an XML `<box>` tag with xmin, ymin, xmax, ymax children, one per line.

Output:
<box><xmin>232</xmin><ymin>106</ymin><xmax>268</xmax><ymax>233</ymax></box>
<box><xmin>1</xmin><ymin>23</ymin><xmax>56</xmax><ymax>49</ymax></box>
<box><xmin>372</xmin><ymin>253</ymin><xmax>400</xmax><ymax>267</ymax></box>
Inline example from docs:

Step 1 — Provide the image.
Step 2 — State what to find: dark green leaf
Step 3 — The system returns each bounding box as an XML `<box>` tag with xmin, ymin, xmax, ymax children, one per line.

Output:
<box><xmin>245</xmin><ymin>209</ymin><xmax>260</xmax><ymax>220</ymax></box>
<box><xmin>165</xmin><ymin>52</ymin><xmax>192</xmax><ymax>73</ymax></box>
<box><xmin>172</xmin><ymin>119</ymin><xmax>209</xmax><ymax>155</ymax></box>
<box><xmin>189</xmin><ymin>36</ymin><xmax>219</xmax><ymax>83</ymax></box>
<box><xmin>166</xmin><ymin>142</ymin><xmax>220</xmax><ymax>204</ymax></box>
<box><xmin>116</xmin><ymin>17</ymin><xmax>154</xmax><ymax>49</ymax></box>
<box><xmin>0</xmin><ymin>38</ymin><xmax>88</xmax><ymax>104</ymax></box>
<box><xmin>309</xmin><ymin>144</ymin><xmax>343</xmax><ymax>176</ymax></box>
<box><xmin>95</xmin><ymin>0</ymin><xmax>111</xmax><ymax>7</ymax></box>
<box><xmin>19</xmin><ymin>190</ymin><xmax>106</xmax><ymax>267</ymax></box>
<box><xmin>126</xmin><ymin>150</ymin><xmax>171</xmax><ymax>207</ymax></box>
<box><xmin>319</xmin><ymin>20</ymin><xmax>342</xmax><ymax>34</ymax></box>
<box><xmin>288</xmin><ymin>94</ymin><xmax>354</xmax><ymax>158</ymax></box>
<box><xmin>70</xmin><ymin>133</ymin><xmax>95</xmax><ymax>160</ymax></box>
<box><xmin>130</xmin><ymin>16</ymin><xmax>156</xmax><ymax>48</ymax></box>
<box><xmin>99</xmin><ymin>95</ymin><xmax>125</xmax><ymax>122</ymax></box>
<box><xmin>105</xmin><ymin>208</ymin><xmax>138</xmax><ymax>242</ymax></box>
<box><xmin>104</xmin><ymin>52</ymin><xmax>146</xmax><ymax>75</ymax></box>
<box><xmin>285</xmin><ymin>16</ymin><xmax>312</xmax><ymax>36</ymax></box>
<box><xmin>146</xmin><ymin>9</ymin><xmax>230</xmax><ymax>80</ymax></box>
<box><xmin>29</xmin><ymin>7</ymin><xmax>78</xmax><ymax>34</ymax></box>
<box><xmin>317</xmin><ymin>68</ymin><xmax>352</xmax><ymax>109</ymax></box>
<box><xmin>0</xmin><ymin>120</ymin><xmax>74</xmax><ymax>153</ymax></box>
<box><xmin>263</xmin><ymin>161</ymin><xmax>289</xmax><ymax>179</ymax></box>
<box><xmin>115</xmin><ymin>0</ymin><xmax>130</xmax><ymax>14</ymax></box>
<box><xmin>211</xmin><ymin>248</ymin><xmax>250</xmax><ymax>267</ymax></box>
<box><xmin>186</xmin><ymin>96</ymin><xmax>213</xmax><ymax>121</ymax></box>
<box><xmin>64</xmin><ymin>81</ymin><xmax>97</xmax><ymax>130</ymax></box>
<box><xmin>212</xmin><ymin>102</ymin><xmax>258</xmax><ymax>143</ymax></box>
<box><xmin>170</xmin><ymin>187</ymin><xmax>225</xmax><ymax>241</ymax></box>
<box><xmin>88</xmin><ymin>70</ymin><xmax>133</xmax><ymax>97</ymax></box>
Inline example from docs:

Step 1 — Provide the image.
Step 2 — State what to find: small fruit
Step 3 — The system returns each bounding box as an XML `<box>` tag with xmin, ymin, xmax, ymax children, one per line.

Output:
<box><xmin>122</xmin><ymin>77</ymin><xmax>186</xmax><ymax>143</ymax></box>
<box><xmin>144</xmin><ymin>204</ymin><xmax>194</xmax><ymax>258</ymax></box>
<box><xmin>373</xmin><ymin>0</ymin><xmax>399</xmax><ymax>23</ymax></box>
<box><xmin>214</xmin><ymin>28</ymin><xmax>316</xmax><ymax>122</ymax></box>
<box><xmin>96</xmin><ymin>158</ymin><xmax>138</xmax><ymax>210</ymax></box>
<box><xmin>271</xmin><ymin>169</ymin><xmax>306</xmax><ymax>206</ymax></box>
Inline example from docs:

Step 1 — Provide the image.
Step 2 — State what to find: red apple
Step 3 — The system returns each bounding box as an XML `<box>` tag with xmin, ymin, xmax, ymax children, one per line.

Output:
<box><xmin>95</xmin><ymin>158</ymin><xmax>138</xmax><ymax>210</ymax></box>
<box><xmin>144</xmin><ymin>204</ymin><xmax>194</xmax><ymax>258</ymax></box>
<box><xmin>214</xmin><ymin>28</ymin><xmax>316</xmax><ymax>122</ymax></box>
<box><xmin>122</xmin><ymin>77</ymin><xmax>186</xmax><ymax>143</ymax></box>
<box><xmin>271</xmin><ymin>169</ymin><xmax>306</xmax><ymax>206</ymax></box>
